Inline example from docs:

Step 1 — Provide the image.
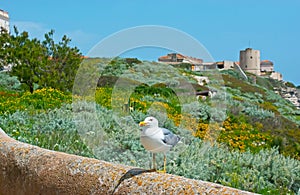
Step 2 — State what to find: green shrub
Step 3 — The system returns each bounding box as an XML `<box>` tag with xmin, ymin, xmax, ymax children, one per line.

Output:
<box><xmin>256</xmin><ymin>76</ymin><xmax>274</xmax><ymax>90</ymax></box>
<box><xmin>169</xmin><ymin>140</ymin><xmax>300</xmax><ymax>195</ymax></box>
<box><xmin>259</xmin><ymin>101</ymin><xmax>279</xmax><ymax>114</ymax></box>
<box><xmin>0</xmin><ymin>104</ymin><xmax>94</xmax><ymax>157</ymax></box>
<box><xmin>285</xmin><ymin>81</ymin><xmax>296</xmax><ymax>88</ymax></box>
<box><xmin>223</xmin><ymin>74</ymin><xmax>265</xmax><ymax>96</ymax></box>
<box><xmin>0</xmin><ymin>72</ymin><xmax>22</xmax><ymax>91</ymax></box>
<box><xmin>243</xmin><ymin>105</ymin><xmax>275</xmax><ymax>119</ymax></box>
<box><xmin>221</xmin><ymin>69</ymin><xmax>246</xmax><ymax>80</ymax></box>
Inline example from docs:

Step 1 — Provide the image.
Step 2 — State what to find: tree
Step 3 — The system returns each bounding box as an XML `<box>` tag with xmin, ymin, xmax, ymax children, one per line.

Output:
<box><xmin>0</xmin><ymin>27</ymin><xmax>82</xmax><ymax>92</ymax></box>
<box><xmin>0</xmin><ymin>27</ymin><xmax>48</xmax><ymax>92</ymax></box>
<box><xmin>42</xmin><ymin>30</ymin><xmax>82</xmax><ymax>92</ymax></box>
<box><xmin>0</xmin><ymin>28</ymin><xmax>13</xmax><ymax>70</ymax></box>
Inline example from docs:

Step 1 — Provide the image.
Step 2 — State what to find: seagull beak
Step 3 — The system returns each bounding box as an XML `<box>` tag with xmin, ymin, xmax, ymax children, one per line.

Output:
<box><xmin>139</xmin><ymin>121</ymin><xmax>147</xmax><ymax>126</ymax></box>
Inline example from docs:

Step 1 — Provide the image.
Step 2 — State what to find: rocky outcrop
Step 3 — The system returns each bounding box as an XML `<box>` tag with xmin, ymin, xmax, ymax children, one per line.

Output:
<box><xmin>274</xmin><ymin>86</ymin><xmax>300</xmax><ymax>109</ymax></box>
<box><xmin>0</xmin><ymin>128</ymin><xmax>259</xmax><ymax>195</ymax></box>
<box><xmin>192</xmin><ymin>75</ymin><xmax>209</xmax><ymax>86</ymax></box>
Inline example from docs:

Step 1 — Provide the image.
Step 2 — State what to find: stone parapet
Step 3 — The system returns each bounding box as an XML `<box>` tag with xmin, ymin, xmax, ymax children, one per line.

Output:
<box><xmin>0</xmin><ymin>128</ymin><xmax>259</xmax><ymax>195</ymax></box>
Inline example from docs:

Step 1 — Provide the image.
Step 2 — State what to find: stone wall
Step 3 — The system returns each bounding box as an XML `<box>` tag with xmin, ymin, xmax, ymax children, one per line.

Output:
<box><xmin>0</xmin><ymin>128</ymin><xmax>259</xmax><ymax>195</ymax></box>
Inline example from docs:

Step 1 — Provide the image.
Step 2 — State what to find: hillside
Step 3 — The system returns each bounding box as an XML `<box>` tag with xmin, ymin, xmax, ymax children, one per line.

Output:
<box><xmin>220</xmin><ymin>70</ymin><xmax>300</xmax><ymax>157</ymax></box>
<box><xmin>0</xmin><ymin>58</ymin><xmax>300</xmax><ymax>194</ymax></box>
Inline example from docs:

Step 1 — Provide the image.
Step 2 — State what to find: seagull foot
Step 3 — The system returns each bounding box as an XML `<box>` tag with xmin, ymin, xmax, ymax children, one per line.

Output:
<box><xmin>156</xmin><ymin>169</ymin><xmax>166</xmax><ymax>173</ymax></box>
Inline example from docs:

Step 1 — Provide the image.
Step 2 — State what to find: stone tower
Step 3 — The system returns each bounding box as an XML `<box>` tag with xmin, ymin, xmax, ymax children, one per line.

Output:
<box><xmin>239</xmin><ymin>48</ymin><xmax>260</xmax><ymax>75</ymax></box>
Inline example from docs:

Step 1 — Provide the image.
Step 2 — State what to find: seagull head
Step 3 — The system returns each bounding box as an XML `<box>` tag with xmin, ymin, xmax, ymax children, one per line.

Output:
<box><xmin>139</xmin><ymin>116</ymin><xmax>159</xmax><ymax>128</ymax></box>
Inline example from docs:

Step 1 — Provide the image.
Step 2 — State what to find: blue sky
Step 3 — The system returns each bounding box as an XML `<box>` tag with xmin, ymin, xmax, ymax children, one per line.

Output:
<box><xmin>1</xmin><ymin>0</ymin><xmax>300</xmax><ymax>85</ymax></box>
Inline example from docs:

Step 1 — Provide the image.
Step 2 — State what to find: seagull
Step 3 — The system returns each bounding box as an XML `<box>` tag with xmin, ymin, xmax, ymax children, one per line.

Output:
<box><xmin>139</xmin><ymin>116</ymin><xmax>181</xmax><ymax>173</ymax></box>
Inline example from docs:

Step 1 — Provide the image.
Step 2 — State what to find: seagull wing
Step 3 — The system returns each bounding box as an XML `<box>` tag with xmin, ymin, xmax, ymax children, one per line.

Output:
<box><xmin>161</xmin><ymin>128</ymin><xmax>180</xmax><ymax>147</ymax></box>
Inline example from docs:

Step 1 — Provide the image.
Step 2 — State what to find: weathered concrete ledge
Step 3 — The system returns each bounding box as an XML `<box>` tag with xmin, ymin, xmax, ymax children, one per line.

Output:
<box><xmin>0</xmin><ymin>128</ymin><xmax>259</xmax><ymax>195</ymax></box>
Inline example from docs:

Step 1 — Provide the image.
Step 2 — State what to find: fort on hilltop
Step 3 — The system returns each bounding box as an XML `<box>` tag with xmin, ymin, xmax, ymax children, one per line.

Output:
<box><xmin>158</xmin><ymin>48</ymin><xmax>283</xmax><ymax>81</ymax></box>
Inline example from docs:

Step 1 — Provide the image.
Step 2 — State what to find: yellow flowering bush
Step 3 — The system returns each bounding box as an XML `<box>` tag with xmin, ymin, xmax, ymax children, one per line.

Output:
<box><xmin>95</xmin><ymin>87</ymin><xmax>113</xmax><ymax>109</ymax></box>
<box><xmin>0</xmin><ymin>88</ymin><xmax>72</xmax><ymax>115</ymax></box>
<box><xmin>193</xmin><ymin>116</ymin><xmax>273</xmax><ymax>152</ymax></box>
<box><xmin>95</xmin><ymin>86</ymin><xmax>182</xmax><ymax>123</ymax></box>
<box><xmin>169</xmin><ymin>113</ymin><xmax>198</xmax><ymax>130</ymax></box>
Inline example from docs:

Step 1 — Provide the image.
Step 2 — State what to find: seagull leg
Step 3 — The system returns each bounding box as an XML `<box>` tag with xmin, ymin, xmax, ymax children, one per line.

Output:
<box><xmin>163</xmin><ymin>154</ymin><xmax>167</xmax><ymax>173</ymax></box>
<box><xmin>156</xmin><ymin>154</ymin><xmax>167</xmax><ymax>173</ymax></box>
<box><xmin>152</xmin><ymin>153</ymin><xmax>156</xmax><ymax>170</ymax></box>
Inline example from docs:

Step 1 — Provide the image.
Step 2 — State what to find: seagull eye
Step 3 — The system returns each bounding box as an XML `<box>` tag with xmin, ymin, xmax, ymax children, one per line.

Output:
<box><xmin>149</xmin><ymin>118</ymin><xmax>153</xmax><ymax>121</ymax></box>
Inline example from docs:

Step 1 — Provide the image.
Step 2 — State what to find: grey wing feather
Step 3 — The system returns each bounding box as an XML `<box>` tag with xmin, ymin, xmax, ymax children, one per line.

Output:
<box><xmin>161</xmin><ymin>128</ymin><xmax>181</xmax><ymax>147</ymax></box>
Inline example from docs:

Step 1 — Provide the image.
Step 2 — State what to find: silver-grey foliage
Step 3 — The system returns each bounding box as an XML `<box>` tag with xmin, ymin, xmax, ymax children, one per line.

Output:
<box><xmin>1</xmin><ymin>102</ymin><xmax>299</xmax><ymax>194</ymax></box>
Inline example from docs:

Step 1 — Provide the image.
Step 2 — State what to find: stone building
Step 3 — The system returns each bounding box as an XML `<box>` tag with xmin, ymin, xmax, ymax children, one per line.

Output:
<box><xmin>158</xmin><ymin>53</ymin><xmax>203</xmax><ymax>71</ymax></box>
<box><xmin>260</xmin><ymin>60</ymin><xmax>274</xmax><ymax>72</ymax></box>
<box><xmin>0</xmin><ymin>9</ymin><xmax>9</xmax><ymax>33</ymax></box>
<box><xmin>270</xmin><ymin>72</ymin><xmax>282</xmax><ymax>81</ymax></box>
<box><xmin>239</xmin><ymin>48</ymin><xmax>261</xmax><ymax>75</ymax></box>
<box><xmin>158</xmin><ymin>53</ymin><xmax>185</xmax><ymax>63</ymax></box>
<box><xmin>216</xmin><ymin>60</ymin><xmax>235</xmax><ymax>70</ymax></box>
